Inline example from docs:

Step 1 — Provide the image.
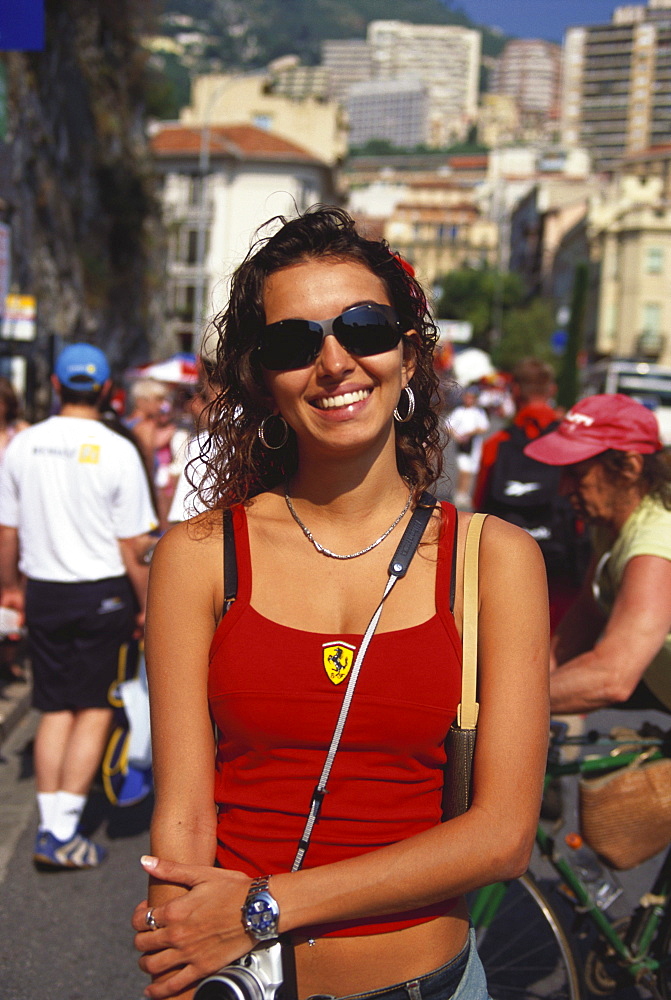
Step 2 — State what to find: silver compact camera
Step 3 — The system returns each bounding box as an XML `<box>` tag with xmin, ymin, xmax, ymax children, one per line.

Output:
<box><xmin>194</xmin><ymin>940</ymin><xmax>285</xmax><ymax>1000</ymax></box>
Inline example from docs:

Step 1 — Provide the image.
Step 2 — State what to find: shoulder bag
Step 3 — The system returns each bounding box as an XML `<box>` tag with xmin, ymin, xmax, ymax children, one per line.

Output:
<box><xmin>443</xmin><ymin>512</ymin><xmax>487</xmax><ymax>820</ymax></box>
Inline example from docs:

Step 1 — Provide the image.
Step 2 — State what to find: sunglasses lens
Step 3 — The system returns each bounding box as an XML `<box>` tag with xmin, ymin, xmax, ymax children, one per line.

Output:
<box><xmin>336</xmin><ymin>305</ymin><xmax>402</xmax><ymax>357</ymax></box>
<box><xmin>258</xmin><ymin>305</ymin><xmax>403</xmax><ymax>371</ymax></box>
<box><xmin>258</xmin><ymin>320</ymin><xmax>323</xmax><ymax>371</ymax></box>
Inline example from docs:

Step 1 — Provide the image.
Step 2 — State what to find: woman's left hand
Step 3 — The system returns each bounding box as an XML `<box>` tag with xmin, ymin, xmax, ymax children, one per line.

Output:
<box><xmin>132</xmin><ymin>856</ymin><xmax>253</xmax><ymax>999</ymax></box>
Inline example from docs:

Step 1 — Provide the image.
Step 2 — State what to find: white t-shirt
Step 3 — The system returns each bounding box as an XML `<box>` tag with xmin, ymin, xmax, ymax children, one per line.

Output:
<box><xmin>0</xmin><ymin>416</ymin><xmax>157</xmax><ymax>582</ymax></box>
<box><xmin>168</xmin><ymin>432</ymin><xmax>209</xmax><ymax>522</ymax></box>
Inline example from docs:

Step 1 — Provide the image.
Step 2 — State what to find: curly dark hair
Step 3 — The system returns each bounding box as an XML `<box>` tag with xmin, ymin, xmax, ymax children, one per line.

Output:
<box><xmin>600</xmin><ymin>447</ymin><xmax>671</xmax><ymax>510</ymax></box>
<box><xmin>197</xmin><ymin>205</ymin><xmax>443</xmax><ymax>507</ymax></box>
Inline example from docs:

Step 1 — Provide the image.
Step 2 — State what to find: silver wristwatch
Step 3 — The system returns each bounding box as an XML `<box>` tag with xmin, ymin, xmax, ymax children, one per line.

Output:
<box><xmin>241</xmin><ymin>875</ymin><xmax>281</xmax><ymax>941</ymax></box>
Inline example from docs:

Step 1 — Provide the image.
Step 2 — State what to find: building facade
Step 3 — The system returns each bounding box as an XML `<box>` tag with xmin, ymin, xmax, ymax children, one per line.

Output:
<box><xmin>149</xmin><ymin>123</ymin><xmax>337</xmax><ymax>354</ymax></box>
<box><xmin>383</xmin><ymin>180</ymin><xmax>498</xmax><ymax>290</ymax></box>
<box><xmin>491</xmin><ymin>39</ymin><xmax>562</xmax><ymax>120</ymax></box>
<box><xmin>347</xmin><ymin>78</ymin><xmax>429</xmax><ymax>149</ymax></box>
<box><xmin>367</xmin><ymin>21</ymin><xmax>481</xmax><ymax>146</ymax></box>
<box><xmin>590</xmin><ymin>171</ymin><xmax>671</xmax><ymax>364</ymax></box>
<box><xmin>561</xmin><ymin>0</ymin><xmax>671</xmax><ymax>172</ymax></box>
<box><xmin>182</xmin><ymin>72</ymin><xmax>348</xmax><ymax>167</ymax></box>
<box><xmin>321</xmin><ymin>39</ymin><xmax>374</xmax><ymax>104</ymax></box>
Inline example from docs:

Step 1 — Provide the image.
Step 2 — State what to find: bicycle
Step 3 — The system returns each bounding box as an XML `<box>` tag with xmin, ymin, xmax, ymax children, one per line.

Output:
<box><xmin>469</xmin><ymin>722</ymin><xmax>671</xmax><ymax>999</ymax></box>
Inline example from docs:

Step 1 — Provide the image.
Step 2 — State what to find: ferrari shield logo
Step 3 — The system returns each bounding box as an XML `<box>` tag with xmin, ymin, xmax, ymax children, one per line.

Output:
<box><xmin>322</xmin><ymin>642</ymin><xmax>356</xmax><ymax>685</ymax></box>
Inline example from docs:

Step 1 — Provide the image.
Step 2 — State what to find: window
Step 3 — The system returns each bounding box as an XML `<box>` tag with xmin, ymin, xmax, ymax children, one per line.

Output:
<box><xmin>642</xmin><ymin>301</ymin><xmax>662</xmax><ymax>334</ymax></box>
<box><xmin>186</xmin><ymin>230</ymin><xmax>199</xmax><ymax>265</ymax></box>
<box><xmin>645</xmin><ymin>246</ymin><xmax>664</xmax><ymax>274</ymax></box>
<box><xmin>188</xmin><ymin>176</ymin><xmax>203</xmax><ymax>206</ymax></box>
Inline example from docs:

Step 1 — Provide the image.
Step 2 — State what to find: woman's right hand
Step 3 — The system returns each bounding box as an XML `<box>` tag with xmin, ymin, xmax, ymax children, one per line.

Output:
<box><xmin>132</xmin><ymin>856</ymin><xmax>253</xmax><ymax>1000</ymax></box>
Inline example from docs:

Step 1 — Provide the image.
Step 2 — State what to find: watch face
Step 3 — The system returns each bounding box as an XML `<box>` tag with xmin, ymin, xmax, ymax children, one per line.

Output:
<box><xmin>246</xmin><ymin>893</ymin><xmax>279</xmax><ymax>938</ymax></box>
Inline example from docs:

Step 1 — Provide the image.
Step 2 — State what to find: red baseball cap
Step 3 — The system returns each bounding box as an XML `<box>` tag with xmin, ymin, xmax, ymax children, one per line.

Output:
<box><xmin>524</xmin><ymin>393</ymin><xmax>664</xmax><ymax>465</ymax></box>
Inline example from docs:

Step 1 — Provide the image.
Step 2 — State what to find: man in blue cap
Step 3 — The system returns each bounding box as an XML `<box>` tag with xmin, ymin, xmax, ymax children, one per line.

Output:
<box><xmin>0</xmin><ymin>343</ymin><xmax>157</xmax><ymax>869</ymax></box>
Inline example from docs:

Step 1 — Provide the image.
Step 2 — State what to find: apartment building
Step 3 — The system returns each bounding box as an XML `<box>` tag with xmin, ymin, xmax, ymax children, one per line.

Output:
<box><xmin>347</xmin><ymin>78</ymin><xmax>429</xmax><ymax>149</ymax></box>
<box><xmin>561</xmin><ymin>0</ymin><xmax>671</xmax><ymax>172</ymax></box>
<box><xmin>321</xmin><ymin>39</ymin><xmax>374</xmax><ymax>104</ymax></box>
<box><xmin>182</xmin><ymin>71</ymin><xmax>347</xmax><ymax>167</ymax></box>
<box><xmin>490</xmin><ymin>39</ymin><xmax>561</xmax><ymax>139</ymax></box>
<box><xmin>149</xmin><ymin>123</ymin><xmax>337</xmax><ymax>353</ymax></box>
<box><xmin>367</xmin><ymin>21</ymin><xmax>481</xmax><ymax>146</ymax></box>
<box><xmin>383</xmin><ymin>179</ymin><xmax>498</xmax><ymax>288</ymax></box>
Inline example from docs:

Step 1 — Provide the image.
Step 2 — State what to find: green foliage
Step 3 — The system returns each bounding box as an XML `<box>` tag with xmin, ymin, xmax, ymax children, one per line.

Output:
<box><xmin>153</xmin><ymin>0</ymin><xmax>508</xmax><ymax>74</ymax></box>
<box><xmin>144</xmin><ymin>53</ymin><xmax>192</xmax><ymax>119</ymax></box>
<box><xmin>436</xmin><ymin>266</ymin><xmax>556</xmax><ymax>370</ymax></box>
<box><xmin>492</xmin><ymin>298</ymin><xmax>556</xmax><ymax>372</ymax></box>
<box><xmin>437</xmin><ymin>267</ymin><xmax>524</xmax><ymax>339</ymax></box>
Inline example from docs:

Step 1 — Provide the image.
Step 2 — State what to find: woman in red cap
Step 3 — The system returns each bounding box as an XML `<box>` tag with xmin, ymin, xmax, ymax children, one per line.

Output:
<box><xmin>524</xmin><ymin>393</ymin><xmax>671</xmax><ymax>715</ymax></box>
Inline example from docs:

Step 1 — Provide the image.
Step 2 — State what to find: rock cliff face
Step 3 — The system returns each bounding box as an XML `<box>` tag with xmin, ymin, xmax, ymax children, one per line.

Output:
<box><xmin>4</xmin><ymin>0</ymin><xmax>164</xmax><ymax>385</ymax></box>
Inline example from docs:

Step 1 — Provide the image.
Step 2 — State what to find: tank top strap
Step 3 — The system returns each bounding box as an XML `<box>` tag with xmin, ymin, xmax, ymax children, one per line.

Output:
<box><xmin>229</xmin><ymin>503</ymin><xmax>253</xmax><ymax>608</ymax></box>
<box><xmin>436</xmin><ymin>501</ymin><xmax>458</xmax><ymax>618</ymax></box>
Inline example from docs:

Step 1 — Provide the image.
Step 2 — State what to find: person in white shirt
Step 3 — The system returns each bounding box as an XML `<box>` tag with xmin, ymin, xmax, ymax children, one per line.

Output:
<box><xmin>0</xmin><ymin>343</ymin><xmax>157</xmax><ymax>870</ymax></box>
<box><xmin>447</xmin><ymin>387</ymin><xmax>490</xmax><ymax>509</ymax></box>
<box><xmin>167</xmin><ymin>355</ymin><xmax>222</xmax><ymax>523</ymax></box>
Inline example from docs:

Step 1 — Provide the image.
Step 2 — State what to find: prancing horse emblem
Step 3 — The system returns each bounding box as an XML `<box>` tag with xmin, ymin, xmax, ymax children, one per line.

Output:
<box><xmin>322</xmin><ymin>642</ymin><xmax>356</xmax><ymax>685</ymax></box>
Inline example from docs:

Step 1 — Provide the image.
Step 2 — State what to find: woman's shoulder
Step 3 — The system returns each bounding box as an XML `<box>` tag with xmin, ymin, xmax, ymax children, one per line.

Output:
<box><xmin>458</xmin><ymin>510</ymin><xmax>544</xmax><ymax>567</ymax></box>
<box><xmin>153</xmin><ymin>509</ymin><xmax>224</xmax><ymax>562</ymax></box>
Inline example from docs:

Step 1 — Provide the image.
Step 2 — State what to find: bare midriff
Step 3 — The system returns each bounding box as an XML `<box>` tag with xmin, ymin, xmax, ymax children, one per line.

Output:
<box><xmin>291</xmin><ymin>901</ymin><xmax>470</xmax><ymax>999</ymax></box>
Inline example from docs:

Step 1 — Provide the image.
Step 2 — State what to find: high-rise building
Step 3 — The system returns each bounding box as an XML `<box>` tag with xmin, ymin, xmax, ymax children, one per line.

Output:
<box><xmin>491</xmin><ymin>39</ymin><xmax>561</xmax><ymax>120</ymax></box>
<box><xmin>321</xmin><ymin>40</ymin><xmax>374</xmax><ymax>104</ymax></box>
<box><xmin>367</xmin><ymin>21</ymin><xmax>481</xmax><ymax>146</ymax></box>
<box><xmin>347</xmin><ymin>78</ymin><xmax>429</xmax><ymax>149</ymax></box>
<box><xmin>561</xmin><ymin>0</ymin><xmax>671</xmax><ymax>172</ymax></box>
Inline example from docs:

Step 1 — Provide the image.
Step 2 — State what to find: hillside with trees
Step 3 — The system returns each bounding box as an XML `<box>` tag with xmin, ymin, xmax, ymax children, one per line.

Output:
<box><xmin>148</xmin><ymin>0</ymin><xmax>507</xmax><ymax>116</ymax></box>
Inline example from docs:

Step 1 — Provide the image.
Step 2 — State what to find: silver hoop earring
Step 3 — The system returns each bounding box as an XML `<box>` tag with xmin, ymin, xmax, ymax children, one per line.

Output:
<box><xmin>258</xmin><ymin>413</ymin><xmax>289</xmax><ymax>450</ymax></box>
<box><xmin>394</xmin><ymin>386</ymin><xmax>415</xmax><ymax>424</ymax></box>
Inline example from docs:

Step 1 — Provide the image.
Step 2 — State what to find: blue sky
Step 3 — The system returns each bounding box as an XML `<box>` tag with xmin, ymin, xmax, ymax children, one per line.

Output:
<box><xmin>457</xmin><ymin>1</ymin><xmax>621</xmax><ymax>42</ymax></box>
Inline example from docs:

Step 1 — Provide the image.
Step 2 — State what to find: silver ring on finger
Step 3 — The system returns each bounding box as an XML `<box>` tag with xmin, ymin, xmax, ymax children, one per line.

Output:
<box><xmin>145</xmin><ymin>907</ymin><xmax>159</xmax><ymax>931</ymax></box>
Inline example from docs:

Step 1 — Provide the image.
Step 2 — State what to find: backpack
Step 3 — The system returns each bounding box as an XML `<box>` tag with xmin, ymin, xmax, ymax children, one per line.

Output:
<box><xmin>482</xmin><ymin>422</ymin><xmax>587</xmax><ymax>582</ymax></box>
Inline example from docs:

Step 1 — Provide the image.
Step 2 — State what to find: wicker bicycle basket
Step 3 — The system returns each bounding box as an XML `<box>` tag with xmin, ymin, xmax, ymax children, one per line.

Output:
<box><xmin>579</xmin><ymin>756</ymin><xmax>671</xmax><ymax>870</ymax></box>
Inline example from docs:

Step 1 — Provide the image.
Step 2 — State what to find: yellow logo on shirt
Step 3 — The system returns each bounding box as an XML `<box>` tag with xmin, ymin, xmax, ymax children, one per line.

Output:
<box><xmin>79</xmin><ymin>443</ymin><xmax>100</xmax><ymax>464</ymax></box>
<box><xmin>322</xmin><ymin>642</ymin><xmax>356</xmax><ymax>685</ymax></box>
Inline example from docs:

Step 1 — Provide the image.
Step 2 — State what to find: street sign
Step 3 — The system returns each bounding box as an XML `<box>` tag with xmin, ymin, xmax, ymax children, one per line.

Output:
<box><xmin>0</xmin><ymin>0</ymin><xmax>45</xmax><ymax>51</ymax></box>
<box><xmin>551</xmin><ymin>329</ymin><xmax>568</xmax><ymax>355</ymax></box>
<box><xmin>2</xmin><ymin>294</ymin><xmax>36</xmax><ymax>341</ymax></box>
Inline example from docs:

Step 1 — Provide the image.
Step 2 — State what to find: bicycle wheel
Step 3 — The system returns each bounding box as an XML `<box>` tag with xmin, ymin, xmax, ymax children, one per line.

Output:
<box><xmin>469</xmin><ymin>873</ymin><xmax>582</xmax><ymax>1000</ymax></box>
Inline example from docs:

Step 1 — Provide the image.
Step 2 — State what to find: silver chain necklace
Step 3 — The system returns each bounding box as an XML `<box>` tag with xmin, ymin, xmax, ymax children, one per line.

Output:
<box><xmin>284</xmin><ymin>489</ymin><xmax>413</xmax><ymax>560</ymax></box>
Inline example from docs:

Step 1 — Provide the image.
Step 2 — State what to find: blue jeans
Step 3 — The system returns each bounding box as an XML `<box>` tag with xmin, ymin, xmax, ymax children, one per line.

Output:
<box><xmin>306</xmin><ymin>928</ymin><xmax>491</xmax><ymax>1000</ymax></box>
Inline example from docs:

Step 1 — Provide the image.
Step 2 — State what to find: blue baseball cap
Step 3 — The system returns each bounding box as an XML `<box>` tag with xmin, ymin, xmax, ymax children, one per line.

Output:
<box><xmin>54</xmin><ymin>343</ymin><xmax>111</xmax><ymax>392</ymax></box>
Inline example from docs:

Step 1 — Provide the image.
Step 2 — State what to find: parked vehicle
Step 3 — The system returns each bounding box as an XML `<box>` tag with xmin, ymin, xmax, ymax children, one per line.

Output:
<box><xmin>581</xmin><ymin>359</ymin><xmax>671</xmax><ymax>444</ymax></box>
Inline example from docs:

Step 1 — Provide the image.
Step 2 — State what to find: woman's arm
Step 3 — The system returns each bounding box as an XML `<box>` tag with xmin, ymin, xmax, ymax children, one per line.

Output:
<box><xmin>549</xmin><ymin>554</ymin><xmax>671</xmax><ymax>713</ymax></box>
<box><xmin>133</xmin><ymin>517</ymin><xmax>550</xmax><ymax>999</ymax></box>
<box><xmin>135</xmin><ymin>519</ymin><xmax>222</xmax><ymax>998</ymax></box>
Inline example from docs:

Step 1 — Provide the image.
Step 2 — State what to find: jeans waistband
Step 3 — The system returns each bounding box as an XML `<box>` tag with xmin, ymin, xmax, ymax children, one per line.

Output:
<box><xmin>306</xmin><ymin>927</ymin><xmax>489</xmax><ymax>1000</ymax></box>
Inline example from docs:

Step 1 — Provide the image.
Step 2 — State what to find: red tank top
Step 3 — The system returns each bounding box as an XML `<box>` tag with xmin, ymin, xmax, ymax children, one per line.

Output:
<box><xmin>208</xmin><ymin>501</ymin><xmax>462</xmax><ymax>937</ymax></box>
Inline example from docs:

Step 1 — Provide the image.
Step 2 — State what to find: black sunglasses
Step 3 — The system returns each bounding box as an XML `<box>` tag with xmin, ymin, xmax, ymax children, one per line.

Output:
<box><xmin>258</xmin><ymin>303</ymin><xmax>407</xmax><ymax>371</ymax></box>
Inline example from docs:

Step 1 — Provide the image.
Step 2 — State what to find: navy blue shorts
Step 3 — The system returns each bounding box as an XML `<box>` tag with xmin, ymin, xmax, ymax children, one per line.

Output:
<box><xmin>26</xmin><ymin>576</ymin><xmax>136</xmax><ymax>712</ymax></box>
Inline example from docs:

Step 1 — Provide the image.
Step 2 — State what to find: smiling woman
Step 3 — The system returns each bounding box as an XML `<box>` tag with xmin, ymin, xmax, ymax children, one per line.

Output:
<box><xmin>198</xmin><ymin>208</ymin><xmax>443</xmax><ymax>508</ymax></box>
<box><xmin>131</xmin><ymin>207</ymin><xmax>550</xmax><ymax>1000</ymax></box>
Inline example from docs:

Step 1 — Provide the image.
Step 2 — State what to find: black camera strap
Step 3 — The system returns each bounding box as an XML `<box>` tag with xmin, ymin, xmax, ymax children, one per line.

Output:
<box><xmin>291</xmin><ymin>491</ymin><xmax>437</xmax><ymax>872</ymax></box>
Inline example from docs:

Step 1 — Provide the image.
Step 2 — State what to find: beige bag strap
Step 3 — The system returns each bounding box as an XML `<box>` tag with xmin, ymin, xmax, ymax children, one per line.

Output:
<box><xmin>457</xmin><ymin>512</ymin><xmax>487</xmax><ymax>730</ymax></box>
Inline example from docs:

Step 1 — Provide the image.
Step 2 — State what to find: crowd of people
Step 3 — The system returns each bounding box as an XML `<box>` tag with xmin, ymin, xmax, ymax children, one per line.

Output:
<box><xmin>0</xmin><ymin>344</ymin><xmax>215</xmax><ymax>866</ymax></box>
<box><xmin>1</xmin><ymin>205</ymin><xmax>670</xmax><ymax>1000</ymax></box>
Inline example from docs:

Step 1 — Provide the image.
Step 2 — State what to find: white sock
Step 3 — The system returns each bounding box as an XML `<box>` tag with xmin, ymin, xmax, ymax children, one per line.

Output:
<box><xmin>36</xmin><ymin>792</ymin><xmax>58</xmax><ymax>832</ymax></box>
<box><xmin>51</xmin><ymin>791</ymin><xmax>86</xmax><ymax>841</ymax></box>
